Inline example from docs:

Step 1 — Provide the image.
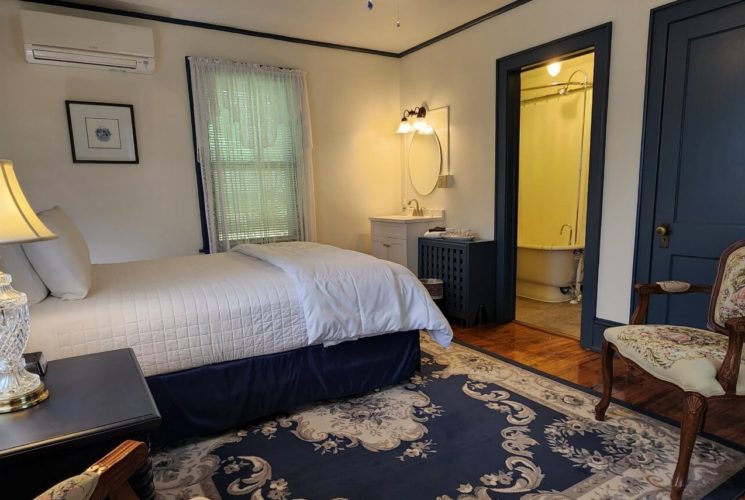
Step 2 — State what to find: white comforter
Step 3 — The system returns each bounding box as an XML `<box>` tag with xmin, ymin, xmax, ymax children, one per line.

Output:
<box><xmin>233</xmin><ymin>242</ymin><xmax>452</xmax><ymax>347</ymax></box>
<box><xmin>28</xmin><ymin>243</ymin><xmax>452</xmax><ymax>376</ymax></box>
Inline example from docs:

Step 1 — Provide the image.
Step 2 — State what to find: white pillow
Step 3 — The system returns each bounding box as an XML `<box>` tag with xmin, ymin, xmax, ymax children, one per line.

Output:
<box><xmin>23</xmin><ymin>207</ymin><xmax>92</xmax><ymax>300</ymax></box>
<box><xmin>0</xmin><ymin>244</ymin><xmax>49</xmax><ymax>305</ymax></box>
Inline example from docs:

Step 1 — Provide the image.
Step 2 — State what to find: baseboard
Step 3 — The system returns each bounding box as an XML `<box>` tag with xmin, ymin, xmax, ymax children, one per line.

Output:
<box><xmin>582</xmin><ymin>317</ymin><xmax>622</xmax><ymax>351</ymax></box>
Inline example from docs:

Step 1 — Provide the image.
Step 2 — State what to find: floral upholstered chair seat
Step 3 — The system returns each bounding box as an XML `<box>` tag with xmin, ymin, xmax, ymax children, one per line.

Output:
<box><xmin>604</xmin><ymin>324</ymin><xmax>745</xmax><ymax>397</ymax></box>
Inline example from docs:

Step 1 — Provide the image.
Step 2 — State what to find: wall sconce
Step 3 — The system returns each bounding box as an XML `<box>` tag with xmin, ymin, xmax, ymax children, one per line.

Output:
<box><xmin>396</xmin><ymin>106</ymin><xmax>433</xmax><ymax>134</ymax></box>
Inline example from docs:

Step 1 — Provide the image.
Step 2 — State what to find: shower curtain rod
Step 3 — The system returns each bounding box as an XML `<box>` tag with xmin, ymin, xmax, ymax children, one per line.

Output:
<box><xmin>519</xmin><ymin>84</ymin><xmax>593</xmax><ymax>105</ymax></box>
<box><xmin>521</xmin><ymin>81</ymin><xmax>592</xmax><ymax>92</ymax></box>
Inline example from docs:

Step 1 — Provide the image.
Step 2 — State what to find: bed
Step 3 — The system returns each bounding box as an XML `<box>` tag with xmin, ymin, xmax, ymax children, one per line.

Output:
<box><xmin>23</xmin><ymin>236</ymin><xmax>452</xmax><ymax>443</ymax></box>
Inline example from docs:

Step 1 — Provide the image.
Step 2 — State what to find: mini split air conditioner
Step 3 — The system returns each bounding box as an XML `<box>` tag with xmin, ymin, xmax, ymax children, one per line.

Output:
<box><xmin>21</xmin><ymin>11</ymin><xmax>155</xmax><ymax>74</ymax></box>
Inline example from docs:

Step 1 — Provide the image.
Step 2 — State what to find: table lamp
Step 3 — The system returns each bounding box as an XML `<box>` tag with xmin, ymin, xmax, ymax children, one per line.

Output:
<box><xmin>0</xmin><ymin>160</ymin><xmax>56</xmax><ymax>412</ymax></box>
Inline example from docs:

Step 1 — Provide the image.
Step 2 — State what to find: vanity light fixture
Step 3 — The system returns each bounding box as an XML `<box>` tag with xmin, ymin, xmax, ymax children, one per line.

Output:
<box><xmin>396</xmin><ymin>106</ymin><xmax>433</xmax><ymax>135</ymax></box>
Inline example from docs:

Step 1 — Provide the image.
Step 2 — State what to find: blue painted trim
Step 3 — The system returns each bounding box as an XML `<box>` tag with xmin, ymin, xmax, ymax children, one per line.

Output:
<box><xmin>631</xmin><ymin>0</ymin><xmax>745</xmax><ymax>315</ymax></box>
<box><xmin>494</xmin><ymin>24</ymin><xmax>613</xmax><ymax>350</ymax></box>
<box><xmin>398</xmin><ymin>0</ymin><xmax>533</xmax><ymax>57</ymax></box>
<box><xmin>591</xmin><ymin>317</ymin><xmax>621</xmax><ymax>351</ymax></box>
<box><xmin>184</xmin><ymin>58</ymin><xmax>210</xmax><ymax>254</ymax></box>
<box><xmin>22</xmin><ymin>0</ymin><xmax>399</xmax><ymax>58</ymax></box>
<box><xmin>22</xmin><ymin>0</ymin><xmax>534</xmax><ymax>59</ymax></box>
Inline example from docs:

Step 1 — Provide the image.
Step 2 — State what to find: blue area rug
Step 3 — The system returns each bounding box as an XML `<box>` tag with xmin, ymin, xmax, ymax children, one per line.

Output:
<box><xmin>152</xmin><ymin>335</ymin><xmax>745</xmax><ymax>499</ymax></box>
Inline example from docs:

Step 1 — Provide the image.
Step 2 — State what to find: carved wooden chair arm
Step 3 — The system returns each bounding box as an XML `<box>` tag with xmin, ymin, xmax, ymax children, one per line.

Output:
<box><xmin>716</xmin><ymin>317</ymin><xmax>745</xmax><ymax>394</ymax></box>
<box><xmin>630</xmin><ymin>282</ymin><xmax>712</xmax><ymax>325</ymax></box>
<box><xmin>90</xmin><ymin>440</ymin><xmax>148</xmax><ymax>500</ymax></box>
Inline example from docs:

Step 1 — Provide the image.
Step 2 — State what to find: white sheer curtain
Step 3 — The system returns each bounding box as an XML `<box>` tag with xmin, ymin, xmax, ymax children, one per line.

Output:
<box><xmin>189</xmin><ymin>56</ymin><xmax>316</xmax><ymax>252</ymax></box>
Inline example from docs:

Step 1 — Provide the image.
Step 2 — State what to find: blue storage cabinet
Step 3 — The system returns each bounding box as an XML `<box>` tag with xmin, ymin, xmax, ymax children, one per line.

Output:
<box><xmin>418</xmin><ymin>238</ymin><xmax>496</xmax><ymax>327</ymax></box>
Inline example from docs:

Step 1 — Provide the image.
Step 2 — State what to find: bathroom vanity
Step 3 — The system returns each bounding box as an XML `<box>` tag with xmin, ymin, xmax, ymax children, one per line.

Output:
<box><xmin>369</xmin><ymin>212</ymin><xmax>444</xmax><ymax>273</ymax></box>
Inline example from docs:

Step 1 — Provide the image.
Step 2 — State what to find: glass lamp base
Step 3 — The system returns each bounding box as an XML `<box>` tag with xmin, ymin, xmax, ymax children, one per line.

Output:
<box><xmin>0</xmin><ymin>380</ymin><xmax>48</xmax><ymax>413</ymax></box>
<box><xmin>0</xmin><ymin>270</ymin><xmax>49</xmax><ymax>412</ymax></box>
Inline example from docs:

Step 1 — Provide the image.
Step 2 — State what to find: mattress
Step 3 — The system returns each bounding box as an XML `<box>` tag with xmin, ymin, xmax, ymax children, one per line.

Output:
<box><xmin>28</xmin><ymin>252</ymin><xmax>308</xmax><ymax>376</ymax></box>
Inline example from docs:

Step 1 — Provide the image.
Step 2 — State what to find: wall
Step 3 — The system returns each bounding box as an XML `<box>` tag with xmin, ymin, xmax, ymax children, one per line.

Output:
<box><xmin>0</xmin><ymin>0</ymin><xmax>676</xmax><ymax>324</ymax></box>
<box><xmin>0</xmin><ymin>1</ymin><xmax>401</xmax><ymax>263</ymax></box>
<box><xmin>400</xmin><ymin>0</ymin><xmax>670</xmax><ymax>324</ymax></box>
<box><xmin>518</xmin><ymin>53</ymin><xmax>593</xmax><ymax>248</ymax></box>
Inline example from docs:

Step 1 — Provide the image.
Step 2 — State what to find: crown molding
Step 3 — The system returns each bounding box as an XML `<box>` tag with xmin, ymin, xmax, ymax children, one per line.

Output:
<box><xmin>22</xmin><ymin>0</ymin><xmax>534</xmax><ymax>58</ymax></box>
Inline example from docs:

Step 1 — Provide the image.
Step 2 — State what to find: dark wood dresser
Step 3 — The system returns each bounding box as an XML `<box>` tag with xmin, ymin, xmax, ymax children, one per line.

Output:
<box><xmin>418</xmin><ymin>237</ymin><xmax>496</xmax><ymax>326</ymax></box>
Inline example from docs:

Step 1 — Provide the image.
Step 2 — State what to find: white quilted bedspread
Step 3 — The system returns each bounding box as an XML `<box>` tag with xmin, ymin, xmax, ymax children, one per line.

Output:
<box><xmin>28</xmin><ymin>252</ymin><xmax>308</xmax><ymax>376</ymax></box>
<box><xmin>28</xmin><ymin>245</ymin><xmax>453</xmax><ymax>377</ymax></box>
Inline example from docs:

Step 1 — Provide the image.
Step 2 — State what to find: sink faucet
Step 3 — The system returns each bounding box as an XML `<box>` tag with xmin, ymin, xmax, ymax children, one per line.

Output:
<box><xmin>560</xmin><ymin>224</ymin><xmax>573</xmax><ymax>245</ymax></box>
<box><xmin>407</xmin><ymin>199</ymin><xmax>423</xmax><ymax>216</ymax></box>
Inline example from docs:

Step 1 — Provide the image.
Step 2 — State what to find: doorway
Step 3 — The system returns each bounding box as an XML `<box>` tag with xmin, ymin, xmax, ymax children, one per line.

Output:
<box><xmin>514</xmin><ymin>52</ymin><xmax>594</xmax><ymax>340</ymax></box>
<box><xmin>495</xmin><ymin>24</ymin><xmax>612</xmax><ymax>349</ymax></box>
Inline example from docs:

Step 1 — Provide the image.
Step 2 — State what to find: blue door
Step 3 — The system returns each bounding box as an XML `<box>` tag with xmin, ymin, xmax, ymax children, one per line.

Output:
<box><xmin>642</xmin><ymin>1</ymin><xmax>745</xmax><ymax>327</ymax></box>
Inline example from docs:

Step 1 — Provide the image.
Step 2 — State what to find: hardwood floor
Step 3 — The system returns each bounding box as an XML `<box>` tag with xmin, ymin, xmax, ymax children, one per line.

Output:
<box><xmin>515</xmin><ymin>297</ymin><xmax>581</xmax><ymax>340</ymax></box>
<box><xmin>453</xmin><ymin>322</ymin><xmax>745</xmax><ymax>448</ymax></box>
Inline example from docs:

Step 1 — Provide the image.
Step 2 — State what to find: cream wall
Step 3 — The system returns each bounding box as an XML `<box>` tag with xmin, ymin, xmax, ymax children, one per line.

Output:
<box><xmin>0</xmin><ymin>0</ymin><xmax>673</xmax><ymax>323</ymax></box>
<box><xmin>400</xmin><ymin>0</ymin><xmax>670</xmax><ymax>324</ymax></box>
<box><xmin>0</xmin><ymin>1</ymin><xmax>401</xmax><ymax>263</ymax></box>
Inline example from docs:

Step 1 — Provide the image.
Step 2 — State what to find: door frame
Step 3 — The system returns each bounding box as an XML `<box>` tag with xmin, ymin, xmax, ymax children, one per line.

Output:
<box><xmin>632</xmin><ymin>0</ymin><xmax>744</xmax><ymax>308</ymax></box>
<box><xmin>494</xmin><ymin>23</ymin><xmax>612</xmax><ymax>349</ymax></box>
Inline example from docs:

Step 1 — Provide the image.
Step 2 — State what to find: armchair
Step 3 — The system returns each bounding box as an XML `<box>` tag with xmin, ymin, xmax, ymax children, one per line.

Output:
<box><xmin>35</xmin><ymin>440</ymin><xmax>149</xmax><ymax>500</ymax></box>
<box><xmin>594</xmin><ymin>239</ymin><xmax>745</xmax><ymax>500</ymax></box>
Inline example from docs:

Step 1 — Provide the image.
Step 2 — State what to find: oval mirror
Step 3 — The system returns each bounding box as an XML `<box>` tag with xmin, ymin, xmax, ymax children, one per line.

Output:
<box><xmin>408</xmin><ymin>131</ymin><xmax>442</xmax><ymax>195</ymax></box>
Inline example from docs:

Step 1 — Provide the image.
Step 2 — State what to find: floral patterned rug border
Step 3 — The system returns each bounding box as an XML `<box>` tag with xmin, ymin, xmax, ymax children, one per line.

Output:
<box><xmin>152</xmin><ymin>334</ymin><xmax>745</xmax><ymax>499</ymax></box>
<box><xmin>451</xmin><ymin>338</ymin><xmax>745</xmax><ymax>455</ymax></box>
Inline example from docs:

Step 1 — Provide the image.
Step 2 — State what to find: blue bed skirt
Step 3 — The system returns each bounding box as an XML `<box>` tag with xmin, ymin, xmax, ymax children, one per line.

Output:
<box><xmin>147</xmin><ymin>330</ymin><xmax>421</xmax><ymax>444</ymax></box>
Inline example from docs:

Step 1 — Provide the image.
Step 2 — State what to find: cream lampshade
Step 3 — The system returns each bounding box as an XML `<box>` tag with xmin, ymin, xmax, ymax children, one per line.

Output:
<box><xmin>0</xmin><ymin>159</ymin><xmax>57</xmax><ymax>412</ymax></box>
<box><xmin>0</xmin><ymin>161</ymin><xmax>56</xmax><ymax>244</ymax></box>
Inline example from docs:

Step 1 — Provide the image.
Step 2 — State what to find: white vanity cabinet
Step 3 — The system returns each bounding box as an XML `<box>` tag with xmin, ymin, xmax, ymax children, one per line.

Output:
<box><xmin>369</xmin><ymin>214</ymin><xmax>444</xmax><ymax>274</ymax></box>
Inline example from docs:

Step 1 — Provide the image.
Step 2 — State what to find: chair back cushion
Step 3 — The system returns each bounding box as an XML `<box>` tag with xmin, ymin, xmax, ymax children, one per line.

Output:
<box><xmin>712</xmin><ymin>243</ymin><xmax>745</xmax><ymax>329</ymax></box>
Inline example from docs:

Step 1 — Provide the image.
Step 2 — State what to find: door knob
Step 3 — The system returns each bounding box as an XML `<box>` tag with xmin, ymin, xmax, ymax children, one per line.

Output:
<box><xmin>655</xmin><ymin>224</ymin><xmax>670</xmax><ymax>248</ymax></box>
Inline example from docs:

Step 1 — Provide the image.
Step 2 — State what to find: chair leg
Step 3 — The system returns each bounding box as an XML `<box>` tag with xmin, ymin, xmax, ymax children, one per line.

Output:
<box><xmin>594</xmin><ymin>340</ymin><xmax>614</xmax><ymax>421</ymax></box>
<box><xmin>671</xmin><ymin>393</ymin><xmax>707</xmax><ymax>500</ymax></box>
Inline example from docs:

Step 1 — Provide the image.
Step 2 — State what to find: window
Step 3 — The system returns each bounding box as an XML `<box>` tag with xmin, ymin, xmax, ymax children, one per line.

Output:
<box><xmin>188</xmin><ymin>57</ymin><xmax>316</xmax><ymax>252</ymax></box>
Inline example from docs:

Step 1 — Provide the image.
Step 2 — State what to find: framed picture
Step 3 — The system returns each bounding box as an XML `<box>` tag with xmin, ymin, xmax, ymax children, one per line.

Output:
<box><xmin>65</xmin><ymin>101</ymin><xmax>139</xmax><ymax>164</ymax></box>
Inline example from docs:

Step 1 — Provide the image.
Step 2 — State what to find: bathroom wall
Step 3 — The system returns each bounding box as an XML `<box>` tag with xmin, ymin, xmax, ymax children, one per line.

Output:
<box><xmin>517</xmin><ymin>53</ymin><xmax>594</xmax><ymax>248</ymax></box>
<box><xmin>0</xmin><ymin>1</ymin><xmax>402</xmax><ymax>263</ymax></box>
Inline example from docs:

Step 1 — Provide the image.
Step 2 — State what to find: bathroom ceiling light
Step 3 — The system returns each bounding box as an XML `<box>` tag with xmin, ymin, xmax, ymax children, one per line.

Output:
<box><xmin>396</xmin><ymin>106</ymin><xmax>430</xmax><ymax>134</ymax></box>
<box><xmin>547</xmin><ymin>61</ymin><xmax>562</xmax><ymax>77</ymax></box>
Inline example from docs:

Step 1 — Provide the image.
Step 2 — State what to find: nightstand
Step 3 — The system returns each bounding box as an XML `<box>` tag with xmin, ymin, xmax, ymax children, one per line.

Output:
<box><xmin>0</xmin><ymin>348</ymin><xmax>161</xmax><ymax>498</ymax></box>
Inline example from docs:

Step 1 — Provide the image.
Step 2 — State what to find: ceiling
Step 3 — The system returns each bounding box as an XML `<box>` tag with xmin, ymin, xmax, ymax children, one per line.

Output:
<box><xmin>59</xmin><ymin>0</ymin><xmax>520</xmax><ymax>53</ymax></box>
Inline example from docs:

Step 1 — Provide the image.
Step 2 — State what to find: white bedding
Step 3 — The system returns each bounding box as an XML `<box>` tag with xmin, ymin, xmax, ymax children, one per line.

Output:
<box><xmin>29</xmin><ymin>252</ymin><xmax>308</xmax><ymax>376</ymax></box>
<box><xmin>28</xmin><ymin>244</ymin><xmax>452</xmax><ymax>377</ymax></box>
<box><xmin>233</xmin><ymin>242</ymin><xmax>452</xmax><ymax>347</ymax></box>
